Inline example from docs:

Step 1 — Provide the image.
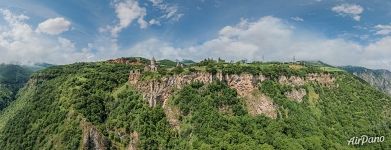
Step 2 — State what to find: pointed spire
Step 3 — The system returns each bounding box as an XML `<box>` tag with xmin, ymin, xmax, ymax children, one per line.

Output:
<box><xmin>151</xmin><ymin>56</ymin><xmax>156</xmax><ymax>66</ymax></box>
<box><xmin>150</xmin><ymin>56</ymin><xmax>157</xmax><ymax>71</ymax></box>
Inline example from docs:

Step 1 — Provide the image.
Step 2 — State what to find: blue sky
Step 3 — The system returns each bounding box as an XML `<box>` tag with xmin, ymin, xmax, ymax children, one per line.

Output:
<box><xmin>1</xmin><ymin>0</ymin><xmax>391</xmax><ymax>69</ymax></box>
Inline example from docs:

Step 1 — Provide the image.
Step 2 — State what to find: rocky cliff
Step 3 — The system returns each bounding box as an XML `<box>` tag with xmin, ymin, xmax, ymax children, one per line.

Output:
<box><xmin>2</xmin><ymin>61</ymin><xmax>390</xmax><ymax>150</ymax></box>
<box><xmin>81</xmin><ymin>121</ymin><xmax>108</xmax><ymax>150</ymax></box>
<box><xmin>342</xmin><ymin>66</ymin><xmax>391</xmax><ymax>95</ymax></box>
<box><xmin>128</xmin><ymin>71</ymin><xmax>335</xmax><ymax>121</ymax></box>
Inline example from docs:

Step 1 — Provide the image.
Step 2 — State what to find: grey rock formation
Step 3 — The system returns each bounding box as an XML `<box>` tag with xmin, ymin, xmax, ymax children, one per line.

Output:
<box><xmin>342</xmin><ymin>66</ymin><xmax>391</xmax><ymax>96</ymax></box>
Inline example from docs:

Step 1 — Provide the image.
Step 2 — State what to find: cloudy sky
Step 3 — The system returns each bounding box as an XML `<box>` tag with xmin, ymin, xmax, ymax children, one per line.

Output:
<box><xmin>0</xmin><ymin>0</ymin><xmax>391</xmax><ymax>69</ymax></box>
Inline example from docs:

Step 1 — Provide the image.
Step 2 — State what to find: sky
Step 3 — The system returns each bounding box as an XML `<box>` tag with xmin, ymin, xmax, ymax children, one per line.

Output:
<box><xmin>0</xmin><ymin>0</ymin><xmax>391</xmax><ymax>69</ymax></box>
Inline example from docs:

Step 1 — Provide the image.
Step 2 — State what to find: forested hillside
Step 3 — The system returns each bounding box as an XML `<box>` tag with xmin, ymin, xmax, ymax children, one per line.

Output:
<box><xmin>0</xmin><ymin>59</ymin><xmax>390</xmax><ymax>149</ymax></box>
<box><xmin>0</xmin><ymin>64</ymin><xmax>32</xmax><ymax>110</ymax></box>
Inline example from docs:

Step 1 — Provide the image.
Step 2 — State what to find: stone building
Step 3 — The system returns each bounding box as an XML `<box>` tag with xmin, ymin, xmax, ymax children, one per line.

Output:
<box><xmin>150</xmin><ymin>57</ymin><xmax>157</xmax><ymax>71</ymax></box>
<box><xmin>144</xmin><ymin>57</ymin><xmax>158</xmax><ymax>72</ymax></box>
<box><xmin>128</xmin><ymin>69</ymin><xmax>141</xmax><ymax>84</ymax></box>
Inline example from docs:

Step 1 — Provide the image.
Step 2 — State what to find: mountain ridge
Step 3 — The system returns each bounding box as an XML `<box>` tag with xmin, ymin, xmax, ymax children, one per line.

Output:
<box><xmin>341</xmin><ymin>66</ymin><xmax>391</xmax><ymax>96</ymax></box>
<box><xmin>0</xmin><ymin>59</ymin><xmax>391</xmax><ymax>149</ymax></box>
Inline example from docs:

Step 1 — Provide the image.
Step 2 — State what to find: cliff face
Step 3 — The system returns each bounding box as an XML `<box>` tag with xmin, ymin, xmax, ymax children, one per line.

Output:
<box><xmin>342</xmin><ymin>66</ymin><xmax>391</xmax><ymax>95</ymax></box>
<box><xmin>129</xmin><ymin>71</ymin><xmax>277</xmax><ymax>121</ymax></box>
<box><xmin>278</xmin><ymin>73</ymin><xmax>335</xmax><ymax>87</ymax></box>
<box><xmin>3</xmin><ymin>61</ymin><xmax>391</xmax><ymax>150</ymax></box>
<box><xmin>128</xmin><ymin>71</ymin><xmax>335</xmax><ymax>120</ymax></box>
<box><xmin>356</xmin><ymin>72</ymin><xmax>391</xmax><ymax>95</ymax></box>
<box><xmin>81</xmin><ymin>121</ymin><xmax>108</xmax><ymax>150</ymax></box>
<box><xmin>278</xmin><ymin>73</ymin><xmax>335</xmax><ymax>102</ymax></box>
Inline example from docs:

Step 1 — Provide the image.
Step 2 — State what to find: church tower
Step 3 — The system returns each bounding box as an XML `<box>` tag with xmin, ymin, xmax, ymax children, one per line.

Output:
<box><xmin>150</xmin><ymin>57</ymin><xmax>157</xmax><ymax>71</ymax></box>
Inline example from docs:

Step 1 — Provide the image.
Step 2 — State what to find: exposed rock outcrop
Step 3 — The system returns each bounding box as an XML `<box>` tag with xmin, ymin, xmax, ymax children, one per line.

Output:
<box><xmin>128</xmin><ymin>71</ymin><xmax>276</xmax><ymax>119</ymax></box>
<box><xmin>164</xmin><ymin>106</ymin><xmax>181</xmax><ymax>130</ymax></box>
<box><xmin>278</xmin><ymin>76</ymin><xmax>305</xmax><ymax>86</ymax></box>
<box><xmin>81</xmin><ymin>121</ymin><xmax>108</xmax><ymax>150</ymax></box>
<box><xmin>306</xmin><ymin>73</ymin><xmax>335</xmax><ymax>86</ymax></box>
<box><xmin>278</xmin><ymin>73</ymin><xmax>335</xmax><ymax>86</ymax></box>
<box><xmin>342</xmin><ymin>66</ymin><xmax>391</xmax><ymax>96</ymax></box>
<box><xmin>129</xmin><ymin>72</ymin><xmax>267</xmax><ymax>108</ymax></box>
<box><xmin>244</xmin><ymin>90</ymin><xmax>277</xmax><ymax>118</ymax></box>
<box><xmin>128</xmin><ymin>71</ymin><xmax>335</xmax><ymax>121</ymax></box>
<box><xmin>127</xmin><ymin>132</ymin><xmax>139</xmax><ymax>150</ymax></box>
<box><xmin>225</xmin><ymin>74</ymin><xmax>267</xmax><ymax>96</ymax></box>
<box><xmin>128</xmin><ymin>72</ymin><xmax>214</xmax><ymax>108</ymax></box>
<box><xmin>285</xmin><ymin>88</ymin><xmax>307</xmax><ymax>102</ymax></box>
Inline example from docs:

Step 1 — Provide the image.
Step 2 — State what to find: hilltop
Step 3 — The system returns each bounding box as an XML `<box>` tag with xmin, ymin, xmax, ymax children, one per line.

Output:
<box><xmin>0</xmin><ymin>58</ymin><xmax>390</xmax><ymax>149</ymax></box>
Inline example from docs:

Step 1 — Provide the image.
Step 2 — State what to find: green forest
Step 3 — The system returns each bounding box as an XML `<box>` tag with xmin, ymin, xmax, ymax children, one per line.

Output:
<box><xmin>0</xmin><ymin>64</ymin><xmax>32</xmax><ymax>111</ymax></box>
<box><xmin>0</xmin><ymin>59</ymin><xmax>390</xmax><ymax>149</ymax></box>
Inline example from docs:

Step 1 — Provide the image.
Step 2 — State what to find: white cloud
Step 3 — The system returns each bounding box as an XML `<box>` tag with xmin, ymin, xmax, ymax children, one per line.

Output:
<box><xmin>2</xmin><ymin>8</ymin><xmax>391</xmax><ymax>70</ymax></box>
<box><xmin>119</xmin><ymin>16</ymin><xmax>391</xmax><ymax>69</ymax></box>
<box><xmin>103</xmin><ymin>0</ymin><xmax>183</xmax><ymax>39</ymax></box>
<box><xmin>121</xmin><ymin>38</ymin><xmax>182</xmax><ymax>59</ymax></box>
<box><xmin>0</xmin><ymin>9</ymin><xmax>92</xmax><ymax>64</ymax></box>
<box><xmin>36</xmin><ymin>17</ymin><xmax>71</xmax><ymax>35</ymax></box>
<box><xmin>111</xmin><ymin>0</ymin><xmax>148</xmax><ymax>37</ymax></box>
<box><xmin>149</xmin><ymin>19</ymin><xmax>161</xmax><ymax>25</ymax></box>
<box><xmin>362</xmin><ymin>37</ymin><xmax>391</xmax><ymax>68</ymax></box>
<box><xmin>374</xmin><ymin>24</ymin><xmax>391</xmax><ymax>35</ymax></box>
<box><xmin>291</xmin><ymin>17</ymin><xmax>304</xmax><ymax>22</ymax></box>
<box><xmin>0</xmin><ymin>9</ymin><xmax>29</xmax><ymax>24</ymax></box>
<box><xmin>187</xmin><ymin>16</ymin><xmax>362</xmax><ymax>64</ymax></box>
<box><xmin>149</xmin><ymin>0</ymin><xmax>183</xmax><ymax>21</ymax></box>
<box><xmin>332</xmin><ymin>4</ymin><xmax>364</xmax><ymax>21</ymax></box>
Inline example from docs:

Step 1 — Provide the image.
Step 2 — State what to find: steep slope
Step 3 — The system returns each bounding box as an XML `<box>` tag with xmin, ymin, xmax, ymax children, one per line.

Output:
<box><xmin>0</xmin><ymin>64</ymin><xmax>32</xmax><ymax>110</ymax></box>
<box><xmin>0</xmin><ymin>60</ymin><xmax>390</xmax><ymax>149</ymax></box>
<box><xmin>342</xmin><ymin>66</ymin><xmax>391</xmax><ymax>95</ymax></box>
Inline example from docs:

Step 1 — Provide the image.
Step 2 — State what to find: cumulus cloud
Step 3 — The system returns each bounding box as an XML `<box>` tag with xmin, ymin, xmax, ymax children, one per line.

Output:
<box><xmin>0</xmin><ymin>9</ymin><xmax>92</xmax><ymax>64</ymax></box>
<box><xmin>110</xmin><ymin>0</ymin><xmax>148</xmax><ymax>37</ymax></box>
<box><xmin>332</xmin><ymin>3</ymin><xmax>364</xmax><ymax>21</ymax></box>
<box><xmin>119</xmin><ymin>16</ymin><xmax>391</xmax><ymax>69</ymax></box>
<box><xmin>36</xmin><ymin>17</ymin><xmax>71</xmax><ymax>35</ymax></box>
<box><xmin>102</xmin><ymin>0</ymin><xmax>183</xmax><ymax>39</ymax></box>
<box><xmin>186</xmin><ymin>16</ymin><xmax>362</xmax><ymax>65</ymax></box>
<box><xmin>374</xmin><ymin>24</ymin><xmax>391</xmax><ymax>35</ymax></box>
<box><xmin>2</xmin><ymin>8</ymin><xmax>391</xmax><ymax>70</ymax></box>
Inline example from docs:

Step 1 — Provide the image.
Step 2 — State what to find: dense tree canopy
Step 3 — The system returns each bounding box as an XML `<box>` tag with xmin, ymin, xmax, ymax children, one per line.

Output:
<box><xmin>0</xmin><ymin>61</ymin><xmax>390</xmax><ymax>149</ymax></box>
<box><xmin>0</xmin><ymin>64</ymin><xmax>32</xmax><ymax>110</ymax></box>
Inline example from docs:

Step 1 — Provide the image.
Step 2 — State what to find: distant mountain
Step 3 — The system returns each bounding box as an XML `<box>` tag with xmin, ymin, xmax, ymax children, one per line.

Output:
<box><xmin>181</xmin><ymin>59</ymin><xmax>196</xmax><ymax>65</ymax></box>
<box><xmin>341</xmin><ymin>66</ymin><xmax>391</xmax><ymax>95</ymax></box>
<box><xmin>26</xmin><ymin>63</ymin><xmax>55</xmax><ymax>71</ymax></box>
<box><xmin>158</xmin><ymin>59</ymin><xmax>177</xmax><ymax>67</ymax></box>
